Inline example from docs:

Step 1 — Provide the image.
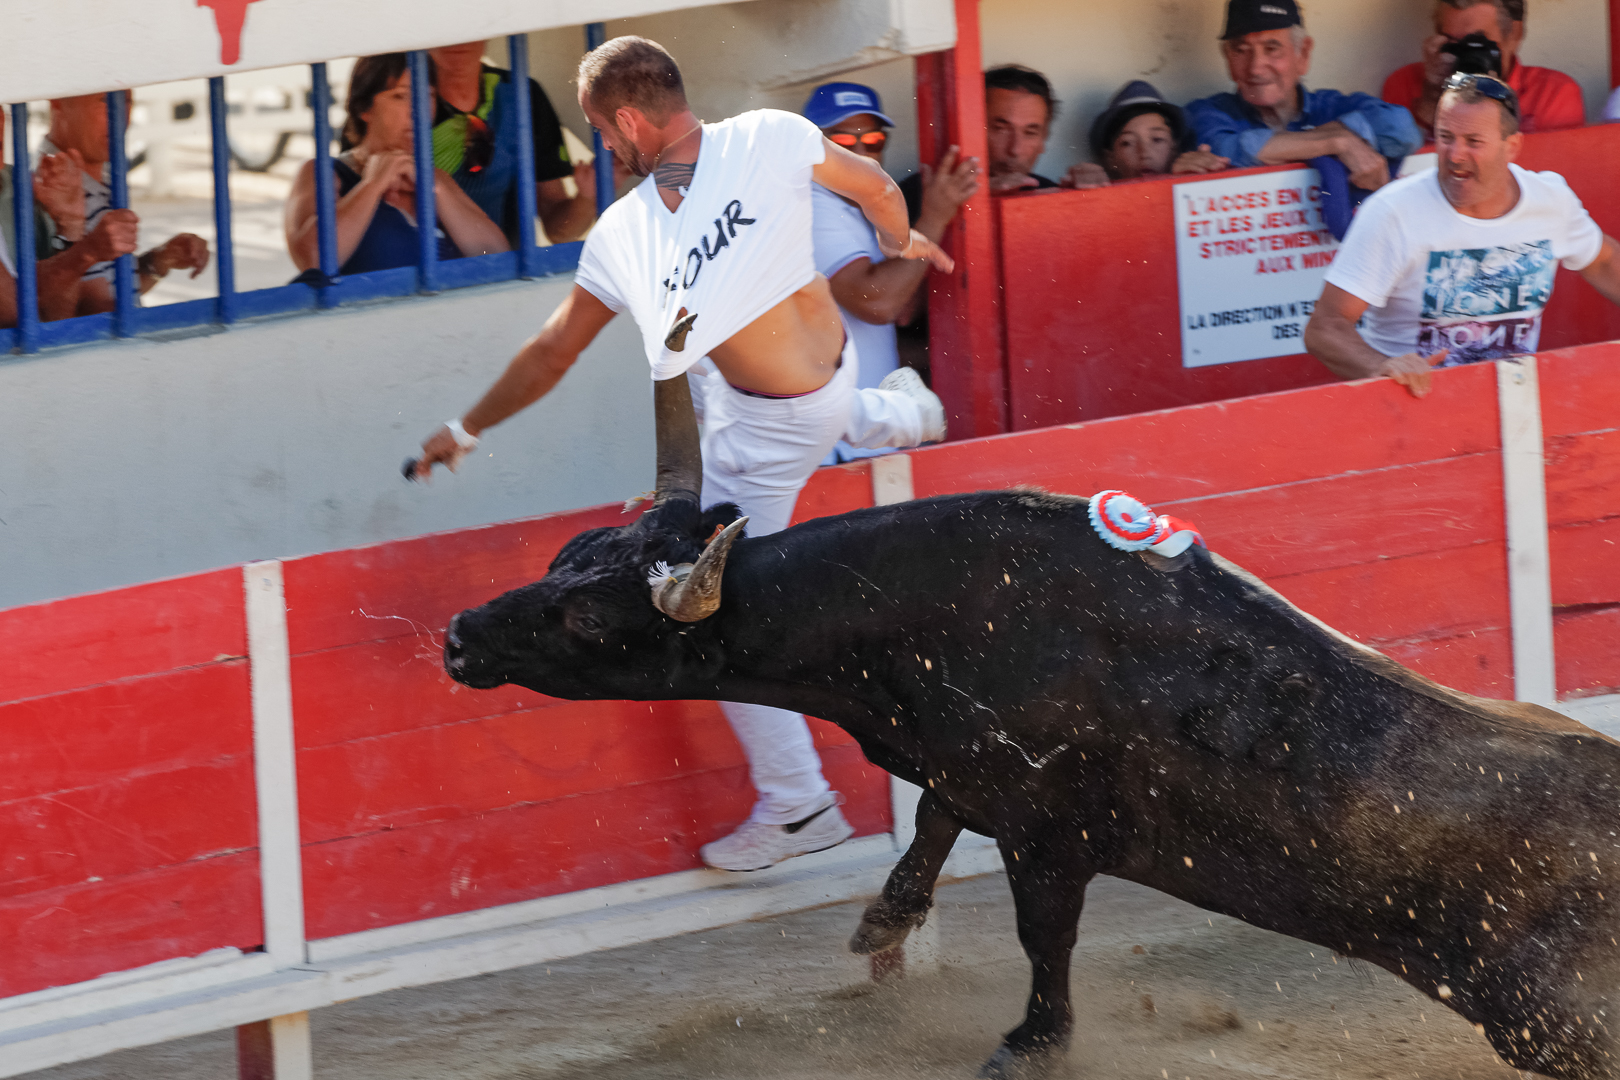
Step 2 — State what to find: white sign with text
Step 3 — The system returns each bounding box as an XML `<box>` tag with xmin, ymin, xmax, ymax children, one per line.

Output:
<box><xmin>1175</xmin><ymin>167</ymin><xmax>1340</xmax><ymax>368</ymax></box>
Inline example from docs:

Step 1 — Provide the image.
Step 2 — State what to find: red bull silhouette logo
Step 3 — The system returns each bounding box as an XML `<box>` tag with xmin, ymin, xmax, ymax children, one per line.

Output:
<box><xmin>198</xmin><ymin>0</ymin><xmax>263</xmax><ymax>65</ymax></box>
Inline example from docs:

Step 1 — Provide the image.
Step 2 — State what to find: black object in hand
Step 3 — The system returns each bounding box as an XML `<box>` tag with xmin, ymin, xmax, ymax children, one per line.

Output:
<box><xmin>402</xmin><ymin>457</ymin><xmax>421</xmax><ymax>482</ymax></box>
<box><xmin>1442</xmin><ymin>32</ymin><xmax>1503</xmax><ymax>76</ymax></box>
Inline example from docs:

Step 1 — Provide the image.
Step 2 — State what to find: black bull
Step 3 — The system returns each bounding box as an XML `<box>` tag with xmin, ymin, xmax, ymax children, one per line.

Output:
<box><xmin>444</xmin><ymin>436</ymin><xmax>1620</xmax><ymax>1078</ymax></box>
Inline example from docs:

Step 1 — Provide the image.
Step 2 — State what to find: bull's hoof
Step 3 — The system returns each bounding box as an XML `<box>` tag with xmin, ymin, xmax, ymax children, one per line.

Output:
<box><xmin>849</xmin><ymin>916</ymin><xmax>917</xmax><ymax>955</ymax></box>
<box><xmin>848</xmin><ymin>900</ymin><xmax>928</xmax><ymax>955</ymax></box>
<box><xmin>977</xmin><ymin>1045</ymin><xmax>1055</xmax><ymax>1079</ymax></box>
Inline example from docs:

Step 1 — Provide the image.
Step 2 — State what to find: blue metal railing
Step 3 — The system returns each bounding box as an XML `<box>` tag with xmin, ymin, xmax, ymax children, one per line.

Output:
<box><xmin>10</xmin><ymin>103</ymin><xmax>38</xmax><ymax>353</ymax></box>
<box><xmin>407</xmin><ymin>49</ymin><xmax>438</xmax><ymax>295</ymax></box>
<box><xmin>0</xmin><ymin>31</ymin><xmax>595</xmax><ymax>357</ymax></box>
<box><xmin>585</xmin><ymin>23</ymin><xmax>615</xmax><ymax>215</ymax></box>
<box><xmin>508</xmin><ymin>35</ymin><xmax>541</xmax><ymax>277</ymax></box>
<box><xmin>208</xmin><ymin>76</ymin><xmax>237</xmax><ymax>325</ymax></box>
<box><xmin>106</xmin><ymin>89</ymin><xmax>137</xmax><ymax>338</ymax></box>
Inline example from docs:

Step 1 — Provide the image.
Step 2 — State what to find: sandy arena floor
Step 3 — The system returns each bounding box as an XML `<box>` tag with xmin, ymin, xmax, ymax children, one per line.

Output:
<box><xmin>25</xmin><ymin>870</ymin><xmax>1523</xmax><ymax>1080</ymax></box>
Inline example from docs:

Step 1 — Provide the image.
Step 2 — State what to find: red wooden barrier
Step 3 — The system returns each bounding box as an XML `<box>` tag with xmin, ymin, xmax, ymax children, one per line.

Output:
<box><xmin>1</xmin><ymin>354</ymin><xmax>1605</xmax><ymax>998</ymax></box>
<box><xmin>0</xmin><ymin>570</ymin><xmax>260</xmax><ymax>999</ymax></box>
<box><xmin>998</xmin><ymin>125</ymin><xmax>1620</xmax><ymax>432</ymax></box>
<box><xmin>283</xmin><ymin>472</ymin><xmax>892</xmax><ymax>942</ymax></box>
<box><xmin>1538</xmin><ymin>341</ymin><xmax>1620</xmax><ymax>698</ymax></box>
<box><xmin>910</xmin><ymin>360</ymin><xmax>1513</xmax><ymax>696</ymax></box>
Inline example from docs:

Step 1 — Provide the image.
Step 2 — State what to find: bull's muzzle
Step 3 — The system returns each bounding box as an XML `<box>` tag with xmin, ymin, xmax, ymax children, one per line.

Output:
<box><xmin>442</xmin><ymin>611</ymin><xmax>507</xmax><ymax>689</ymax></box>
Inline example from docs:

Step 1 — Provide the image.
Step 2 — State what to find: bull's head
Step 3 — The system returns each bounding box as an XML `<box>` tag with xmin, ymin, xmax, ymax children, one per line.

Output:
<box><xmin>442</xmin><ymin>376</ymin><xmax>748</xmax><ymax>697</ymax></box>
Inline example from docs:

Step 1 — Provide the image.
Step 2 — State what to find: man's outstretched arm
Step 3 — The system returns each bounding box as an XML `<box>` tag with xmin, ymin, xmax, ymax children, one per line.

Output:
<box><xmin>415</xmin><ymin>285</ymin><xmax>617</xmax><ymax>479</ymax></box>
<box><xmin>1305</xmin><ymin>282</ymin><xmax>1447</xmax><ymax>398</ymax></box>
<box><xmin>812</xmin><ymin>140</ymin><xmax>954</xmax><ymax>273</ymax></box>
<box><xmin>1578</xmin><ymin>235</ymin><xmax>1620</xmax><ymax>306</ymax></box>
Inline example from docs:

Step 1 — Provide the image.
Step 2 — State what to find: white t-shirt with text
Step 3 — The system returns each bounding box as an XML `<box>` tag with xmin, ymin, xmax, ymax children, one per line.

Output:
<box><xmin>574</xmin><ymin>109</ymin><xmax>826</xmax><ymax>380</ymax></box>
<box><xmin>1325</xmin><ymin>163</ymin><xmax>1603</xmax><ymax>365</ymax></box>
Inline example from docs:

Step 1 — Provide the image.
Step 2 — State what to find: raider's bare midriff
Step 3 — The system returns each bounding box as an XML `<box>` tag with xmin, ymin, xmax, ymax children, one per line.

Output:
<box><xmin>705</xmin><ymin>274</ymin><xmax>844</xmax><ymax>396</ymax></box>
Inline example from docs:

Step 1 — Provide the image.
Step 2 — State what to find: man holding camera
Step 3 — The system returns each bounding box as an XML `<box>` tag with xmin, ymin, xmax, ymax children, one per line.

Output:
<box><xmin>1382</xmin><ymin>0</ymin><xmax>1584</xmax><ymax>136</ymax></box>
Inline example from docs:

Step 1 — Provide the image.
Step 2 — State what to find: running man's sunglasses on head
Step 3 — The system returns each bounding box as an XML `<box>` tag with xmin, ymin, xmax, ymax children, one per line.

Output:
<box><xmin>1443</xmin><ymin>72</ymin><xmax>1520</xmax><ymax>120</ymax></box>
<box><xmin>828</xmin><ymin>131</ymin><xmax>888</xmax><ymax>151</ymax></box>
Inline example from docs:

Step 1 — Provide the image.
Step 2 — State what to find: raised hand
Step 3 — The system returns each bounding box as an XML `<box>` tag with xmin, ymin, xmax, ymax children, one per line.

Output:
<box><xmin>148</xmin><ymin>233</ymin><xmax>211</xmax><ymax>280</ymax></box>
<box><xmin>78</xmin><ymin>208</ymin><xmax>139</xmax><ymax>264</ymax></box>
<box><xmin>33</xmin><ymin>150</ymin><xmax>87</xmax><ymax>241</ymax></box>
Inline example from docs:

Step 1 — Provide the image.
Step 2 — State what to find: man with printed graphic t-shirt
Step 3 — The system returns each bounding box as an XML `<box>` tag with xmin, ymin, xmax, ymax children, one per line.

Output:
<box><xmin>412</xmin><ymin>37</ymin><xmax>952</xmax><ymax>873</ymax></box>
<box><xmin>1305</xmin><ymin>74</ymin><xmax>1620</xmax><ymax>398</ymax></box>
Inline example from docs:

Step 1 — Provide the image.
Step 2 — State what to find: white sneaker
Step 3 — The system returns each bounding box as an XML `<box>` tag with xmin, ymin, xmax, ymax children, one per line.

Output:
<box><xmin>878</xmin><ymin>366</ymin><xmax>947</xmax><ymax>444</ymax></box>
<box><xmin>700</xmin><ymin>797</ymin><xmax>855</xmax><ymax>872</ymax></box>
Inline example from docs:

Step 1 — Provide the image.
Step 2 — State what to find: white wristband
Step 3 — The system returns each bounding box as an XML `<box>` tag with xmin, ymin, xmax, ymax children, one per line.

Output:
<box><xmin>446</xmin><ymin>418</ymin><xmax>479</xmax><ymax>450</ymax></box>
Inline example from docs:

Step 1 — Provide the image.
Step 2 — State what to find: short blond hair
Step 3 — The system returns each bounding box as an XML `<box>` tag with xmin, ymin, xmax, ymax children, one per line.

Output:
<box><xmin>577</xmin><ymin>36</ymin><xmax>686</xmax><ymax>126</ymax></box>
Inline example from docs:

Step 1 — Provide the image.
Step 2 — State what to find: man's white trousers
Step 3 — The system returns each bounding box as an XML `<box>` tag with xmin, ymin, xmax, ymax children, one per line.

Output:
<box><xmin>688</xmin><ymin>333</ymin><xmax>925</xmax><ymax>824</ymax></box>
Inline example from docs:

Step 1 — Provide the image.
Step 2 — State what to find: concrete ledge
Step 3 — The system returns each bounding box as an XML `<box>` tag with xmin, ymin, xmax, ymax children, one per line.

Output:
<box><xmin>0</xmin><ymin>833</ymin><xmax>1002</xmax><ymax>1077</ymax></box>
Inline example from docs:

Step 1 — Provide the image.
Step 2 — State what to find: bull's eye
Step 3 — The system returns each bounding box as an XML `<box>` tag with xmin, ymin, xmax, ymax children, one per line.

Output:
<box><xmin>567</xmin><ymin>610</ymin><xmax>609</xmax><ymax>639</ymax></box>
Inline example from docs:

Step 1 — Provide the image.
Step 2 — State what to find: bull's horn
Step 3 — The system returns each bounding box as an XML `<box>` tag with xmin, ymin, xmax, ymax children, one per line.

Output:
<box><xmin>653</xmin><ymin>374</ymin><xmax>703</xmax><ymax>506</ymax></box>
<box><xmin>651</xmin><ymin>517</ymin><xmax>749</xmax><ymax>621</ymax></box>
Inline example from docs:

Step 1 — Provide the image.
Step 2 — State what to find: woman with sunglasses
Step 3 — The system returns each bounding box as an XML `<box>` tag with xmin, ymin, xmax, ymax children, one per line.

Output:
<box><xmin>803</xmin><ymin>82</ymin><xmax>976</xmax><ymax>462</ymax></box>
<box><xmin>285</xmin><ymin>53</ymin><xmax>509</xmax><ymax>277</ymax></box>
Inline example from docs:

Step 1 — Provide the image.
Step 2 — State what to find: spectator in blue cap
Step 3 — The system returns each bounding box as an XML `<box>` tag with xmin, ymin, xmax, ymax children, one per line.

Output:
<box><xmin>1185</xmin><ymin>0</ymin><xmax>1422</xmax><ymax>191</ymax></box>
<box><xmin>802</xmin><ymin>81</ymin><xmax>977</xmax><ymax>460</ymax></box>
<box><xmin>1065</xmin><ymin>81</ymin><xmax>1231</xmax><ymax>188</ymax></box>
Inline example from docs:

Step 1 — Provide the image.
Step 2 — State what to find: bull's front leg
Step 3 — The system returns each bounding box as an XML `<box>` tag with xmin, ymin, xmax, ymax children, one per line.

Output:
<box><xmin>849</xmin><ymin>788</ymin><xmax>965</xmax><ymax>955</ymax></box>
<box><xmin>981</xmin><ymin>831</ymin><xmax>1091</xmax><ymax>1080</ymax></box>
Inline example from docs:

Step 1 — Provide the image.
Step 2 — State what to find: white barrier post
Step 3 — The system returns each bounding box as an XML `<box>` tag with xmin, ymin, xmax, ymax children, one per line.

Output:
<box><xmin>1496</xmin><ymin>359</ymin><xmax>1557</xmax><ymax>706</ymax></box>
<box><xmin>236</xmin><ymin>1014</ymin><xmax>313</xmax><ymax>1080</ymax></box>
<box><xmin>243</xmin><ymin>562</ymin><xmax>313</xmax><ymax>1079</ymax></box>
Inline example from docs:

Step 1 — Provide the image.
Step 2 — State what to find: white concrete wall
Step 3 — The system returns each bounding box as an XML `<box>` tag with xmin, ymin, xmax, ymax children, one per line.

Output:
<box><xmin>0</xmin><ymin>277</ymin><xmax>654</xmax><ymax>609</ymax></box>
<box><xmin>527</xmin><ymin>0</ymin><xmax>948</xmax><ymax>182</ymax></box>
<box><xmin>1</xmin><ymin>0</ymin><xmax>749</xmax><ymax>103</ymax></box>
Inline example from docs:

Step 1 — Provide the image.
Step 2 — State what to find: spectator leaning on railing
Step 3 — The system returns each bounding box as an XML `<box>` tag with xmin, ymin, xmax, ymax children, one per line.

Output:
<box><xmin>1382</xmin><ymin>0</ymin><xmax>1584</xmax><ymax>137</ymax></box>
<box><xmin>285</xmin><ymin>53</ymin><xmax>509</xmax><ymax>278</ymax></box>
<box><xmin>1304</xmin><ymin>75</ymin><xmax>1620</xmax><ymax>398</ymax></box>
<box><xmin>0</xmin><ymin>108</ymin><xmax>137</xmax><ymax>328</ymax></box>
<box><xmin>41</xmin><ymin>94</ymin><xmax>210</xmax><ymax>314</ymax></box>
<box><xmin>1064</xmin><ymin>81</ymin><xmax>1229</xmax><ymax>189</ymax></box>
<box><xmin>1185</xmin><ymin>0</ymin><xmax>1423</xmax><ymax>191</ymax></box>
<box><xmin>428</xmin><ymin>40</ymin><xmax>597</xmax><ymax>245</ymax></box>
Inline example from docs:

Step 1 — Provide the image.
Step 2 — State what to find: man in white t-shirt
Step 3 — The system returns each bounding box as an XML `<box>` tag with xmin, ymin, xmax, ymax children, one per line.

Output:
<box><xmin>1306</xmin><ymin>73</ymin><xmax>1620</xmax><ymax>398</ymax></box>
<box><xmin>413</xmin><ymin>37</ymin><xmax>952</xmax><ymax>872</ymax></box>
<box><xmin>804</xmin><ymin>81</ymin><xmax>977</xmax><ymax>462</ymax></box>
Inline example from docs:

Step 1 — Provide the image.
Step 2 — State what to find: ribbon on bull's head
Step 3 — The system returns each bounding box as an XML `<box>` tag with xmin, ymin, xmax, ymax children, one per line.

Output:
<box><xmin>1088</xmin><ymin>490</ymin><xmax>1204</xmax><ymax>558</ymax></box>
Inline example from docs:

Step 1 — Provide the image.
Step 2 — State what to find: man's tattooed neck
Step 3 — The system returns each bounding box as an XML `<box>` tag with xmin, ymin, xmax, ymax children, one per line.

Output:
<box><xmin>655</xmin><ymin>161</ymin><xmax>696</xmax><ymax>192</ymax></box>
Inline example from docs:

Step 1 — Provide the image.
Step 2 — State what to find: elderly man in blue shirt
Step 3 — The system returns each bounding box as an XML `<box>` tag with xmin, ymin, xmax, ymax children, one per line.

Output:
<box><xmin>1187</xmin><ymin>0</ymin><xmax>1423</xmax><ymax>191</ymax></box>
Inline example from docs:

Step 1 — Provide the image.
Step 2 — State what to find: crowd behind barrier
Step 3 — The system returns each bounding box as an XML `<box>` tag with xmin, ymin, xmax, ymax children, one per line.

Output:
<box><xmin>1</xmin><ymin>0</ymin><xmax>1611</xmax><ymax>380</ymax></box>
<box><xmin>0</xmin><ymin>31</ymin><xmax>610</xmax><ymax>355</ymax></box>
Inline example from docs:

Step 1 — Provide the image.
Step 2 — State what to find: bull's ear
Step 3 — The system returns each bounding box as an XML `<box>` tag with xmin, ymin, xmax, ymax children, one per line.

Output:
<box><xmin>651</xmin><ymin>516</ymin><xmax>749</xmax><ymax>621</ymax></box>
<box><xmin>701</xmin><ymin>502</ymin><xmax>744</xmax><ymax>539</ymax></box>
